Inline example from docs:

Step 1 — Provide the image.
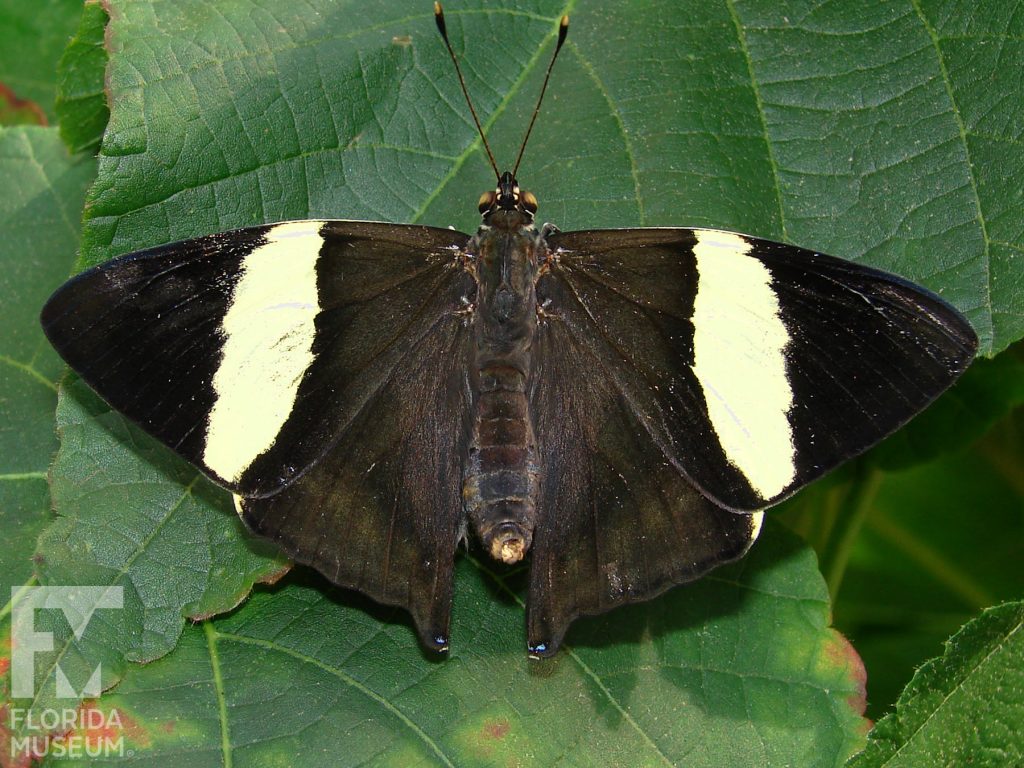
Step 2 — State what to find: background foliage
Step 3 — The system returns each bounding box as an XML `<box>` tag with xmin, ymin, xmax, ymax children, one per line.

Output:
<box><xmin>0</xmin><ymin>0</ymin><xmax>1021</xmax><ymax>766</ymax></box>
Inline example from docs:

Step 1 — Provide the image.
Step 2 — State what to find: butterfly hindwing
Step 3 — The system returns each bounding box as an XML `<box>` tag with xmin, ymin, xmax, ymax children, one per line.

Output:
<box><xmin>542</xmin><ymin>227</ymin><xmax>978</xmax><ymax>513</ymax></box>
<box><xmin>237</xmin><ymin>267</ymin><xmax>475</xmax><ymax>650</ymax></box>
<box><xmin>528</xmin><ymin>303</ymin><xmax>762</xmax><ymax>655</ymax></box>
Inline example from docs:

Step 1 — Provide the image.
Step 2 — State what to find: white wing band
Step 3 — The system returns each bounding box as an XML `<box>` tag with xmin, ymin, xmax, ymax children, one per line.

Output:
<box><xmin>692</xmin><ymin>230</ymin><xmax>795</xmax><ymax>501</ymax></box>
<box><xmin>204</xmin><ymin>221</ymin><xmax>324</xmax><ymax>483</ymax></box>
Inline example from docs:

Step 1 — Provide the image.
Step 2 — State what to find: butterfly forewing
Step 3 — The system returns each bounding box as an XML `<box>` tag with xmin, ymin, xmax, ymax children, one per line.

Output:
<box><xmin>542</xmin><ymin>228</ymin><xmax>978</xmax><ymax>512</ymax></box>
<box><xmin>42</xmin><ymin>221</ymin><xmax>471</xmax><ymax>496</ymax></box>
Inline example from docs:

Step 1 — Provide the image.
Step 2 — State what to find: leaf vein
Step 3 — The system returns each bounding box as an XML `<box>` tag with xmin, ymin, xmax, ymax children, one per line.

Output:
<box><xmin>724</xmin><ymin>0</ymin><xmax>787</xmax><ymax>240</ymax></box>
<box><xmin>465</xmin><ymin>554</ymin><xmax>675</xmax><ymax>767</ymax></box>
<box><xmin>20</xmin><ymin>476</ymin><xmax>202</xmax><ymax>719</ymax></box>
<box><xmin>203</xmin><ymin>622</ymin><xmax>234</xmax><ymax>768</ymax></box>
<box><xmin>567</xmin><ymin>43</ymin><xmax>645</xmax><ymax>225</ymax></box>
<box><xmin>909</xmin><ymin>0</ymin><xmax>994</xmax><ymax>351</ymax></box>
<box><xmin>0</xmin><ymin>355</ymin><xmax>57</xmax><ymax>392</ymax></box>
<box><xmin>884</xmin><ymin>613</ymin><xmax>1024</xmax><ymax>764</ymax></box>
<box><xmin>213</xmin><ymin>629</ymin><xmax>456</xmax><ymax>767</ymax></box>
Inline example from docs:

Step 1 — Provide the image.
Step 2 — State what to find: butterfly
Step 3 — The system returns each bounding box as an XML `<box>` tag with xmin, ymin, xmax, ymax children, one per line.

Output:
<box><xmin>41</xmin><ymin>4</ymin><xmax>977</xmax><ymax>657</ymax></box>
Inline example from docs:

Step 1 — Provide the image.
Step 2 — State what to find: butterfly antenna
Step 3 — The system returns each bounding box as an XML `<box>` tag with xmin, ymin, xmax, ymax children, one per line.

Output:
<box><xmin>435</xmin><ymin>2</ymin><xmax>500</xmax><ymax>180</ymax></box>
<box><xmin>512</xmin><ymin>14</ymin><xmax>569</xmax><ymax>178</ymax></box>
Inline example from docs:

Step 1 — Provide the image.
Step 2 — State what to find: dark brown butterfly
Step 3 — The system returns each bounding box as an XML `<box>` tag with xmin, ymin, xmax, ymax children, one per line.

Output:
<box><xmin>41</xmin><ymin>5</ymin><xmax>977</xmax><ymax>657</ymax></box>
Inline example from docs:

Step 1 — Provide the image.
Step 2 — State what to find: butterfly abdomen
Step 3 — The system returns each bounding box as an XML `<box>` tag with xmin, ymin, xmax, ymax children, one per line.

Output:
<box><xmin>462</xmin><ymin>216</ymin><xmax>543</xmax><ymax>565</ymax></box>
<box><xmin>463</xmin><ymin>364</ymin><xmax>540</xmax><ymax>564</ymax></box>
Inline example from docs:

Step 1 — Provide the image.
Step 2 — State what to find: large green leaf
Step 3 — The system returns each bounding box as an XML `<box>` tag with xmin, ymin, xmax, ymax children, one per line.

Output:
<box><xmin>55</xmin><ymin>0</ymin><xmax>110</xmax><ymax>154</ymax></box>
<box><xmin>0</xmin><ymin>124</ymin><xmax>94</xmax><ymax>763</ymax></box>
<box><xmin>40</xmin><ymin>526</ymin><xmax>867</xmax><ymax>767</ymax></box>
<box><xmin>77</xmin><ymin>0</ymin><xmax>1023</xmax><ymax>353</ymax></box>
<box><xmin>28</xmin><ymin>0</ymin><xmax>1024</xmax><ymax>763</ymax></box>
<box><xmin>0</xmin><ymin>126</ymin><xmax>94</xmax><ymax>599</ymax></box>
<box><xmin>0</xmin><ymin>0</ymin><xmax>83</xmax><ymax>124</ymax></box>
<box><xmin>847</xmin><ymin>600</ymin><xmax>1024</xmax><ymax>767</ymax></box>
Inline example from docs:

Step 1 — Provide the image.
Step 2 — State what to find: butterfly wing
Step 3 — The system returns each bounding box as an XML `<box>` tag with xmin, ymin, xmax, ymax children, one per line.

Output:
<box><xmin>527</xmin><ymin>303</ymin><xmax>762</xmax><ymax>655</ymax></box>
<box><xmin>237</xmin><ymin>285</ymin><xmax>473</xmax><ymax>650</ymax></box>
<box><xmin>541</xmin><ymin>227</ymin><xmax>977</xmax><ymax>511</ymax></box>
<box><xmin>42</xmin><ymin>220</ymin><xmax>475</xmax><ymax>648</ymax></box>
<box><xmin>525</xmin><ymin>226</ymin><xmax>976</xmax><ymax>654</ymax></box>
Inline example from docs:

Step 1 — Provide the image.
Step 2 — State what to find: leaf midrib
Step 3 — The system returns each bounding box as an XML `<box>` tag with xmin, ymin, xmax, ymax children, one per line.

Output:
<box><xmin>212</xmin><ymin>628</ymin><xmax>457</xmax><ymax>767</ymax></box>
<box><xmin>908</xmin><ymin>0</ymin><xmax>994</xmax><ymax>351</ymax></box>
<box><xmin>880</xmin><ymin>612</ymin><xmax>1024</xmax><ymax>765</ymax></box>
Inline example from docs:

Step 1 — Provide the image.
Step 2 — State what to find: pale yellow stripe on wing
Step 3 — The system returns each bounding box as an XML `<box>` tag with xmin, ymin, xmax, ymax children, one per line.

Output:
<box><xmin>692</xmin><ymin>230</ymin><xmax>795</xmax><ymax>502</ymax></box>
<box><xmin>203</xmin><ymin>221</ymin><xmax>324</xmax><ymax>483</ymax></box>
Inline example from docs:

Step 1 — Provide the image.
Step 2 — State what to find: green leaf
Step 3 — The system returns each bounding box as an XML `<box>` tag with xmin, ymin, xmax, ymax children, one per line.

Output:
<box><xmin>27</xmin><ymin>0</ymin><xmax>1024</xmax><ymax>760</ymax></box>
<box><xmin>0</xmin><ymin>124</ymin><xmax>94</xmax><ymax>756</ymax></box>
<box><xmin>834</xmin><ymin>411</ymin><xmax>1024</xmax><ymax>718</ymax></box>
<box><xmin>0</xmin><ymin>0</ymin><xmax>84</xmax><ymax>124</ymax></box>
<box><xmin>0</xmin><ymin>126</ymin><xmax>94</xmax><ymax>600</ymax></box>
<box><xmin>10</xmin><ymin>378</ymin><xmax>289</xmax><ymax>735</ymax></box>
<box><xmin>37</xmin><ymin>525</ymin><xmax>868</xmax><ymax>767</ymax></box>
<box><xmin>848</xmin><ymin>600</ymin><xmax>1024</xmax><ymax>767</ymax></box>
<box><xmin>56</xmin><ymin>0</ymin><xmax>110</xmax><ymax>154</ymax></box>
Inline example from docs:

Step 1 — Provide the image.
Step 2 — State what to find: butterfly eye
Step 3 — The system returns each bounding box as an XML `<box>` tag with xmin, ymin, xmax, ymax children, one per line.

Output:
<box><xmin>521</xmin><ymin>190</ymin><xmax>538</xmax><ymax>213</ymax></box>
<box><xmin>478</xmin><ymin>190</ymin><xmax>496</xmax><ymax>213</ymax></box>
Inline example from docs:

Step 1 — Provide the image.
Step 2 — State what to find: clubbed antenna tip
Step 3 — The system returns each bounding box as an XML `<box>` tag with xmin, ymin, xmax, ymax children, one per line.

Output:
<box><xmin>434</xmin><ymin>2</ymin><xmax>500</xmax><ymax>178</ymax></box>
<box><xmin>512</xmin><ymin>14</ymin><xmax>570</xmax><ymax>176</ymax></box>
<box><xmin>434</xmin><ymin>2</ymin><xmax>447</xmax><ymax>37</ymax></box>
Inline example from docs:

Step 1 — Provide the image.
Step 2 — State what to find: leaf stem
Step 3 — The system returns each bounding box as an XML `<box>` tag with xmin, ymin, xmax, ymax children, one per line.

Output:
<box><xmin>823</xmin><ymin>460</ymin><xmax>882</xmax><ymax>601</ymax></box>
<box><xmin>867</xmin><ymin>514</ymin><xmax>995</xmax><ymax>609</ymax></box>
<box><xmin>203</xmin><ymin>622</ymin><xmax>233</xmax><ymax>768</ymax></box>
<box><xmin>0</xmin><ymin>577</ymin><xmax>39</xmax><ymax>623</ymax></box>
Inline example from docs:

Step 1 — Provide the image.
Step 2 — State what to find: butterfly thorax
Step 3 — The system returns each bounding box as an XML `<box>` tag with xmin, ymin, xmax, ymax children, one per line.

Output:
<box><xmin>463</xmin><ymin>176</ymin><xmax>544</xmax><ymax>565</ymax></box>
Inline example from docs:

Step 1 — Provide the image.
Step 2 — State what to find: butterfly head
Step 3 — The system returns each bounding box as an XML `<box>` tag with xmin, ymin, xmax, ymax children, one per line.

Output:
<box><xmin>478</xmin><ymin>171</ymin><xmax>538</xmax><ymax>220</ymax></box>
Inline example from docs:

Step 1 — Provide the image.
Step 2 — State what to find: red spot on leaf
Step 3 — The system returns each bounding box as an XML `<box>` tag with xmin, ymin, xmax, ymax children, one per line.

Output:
<box><xmin>67</xmin><ymin>700</ymin><xmax>152</xmax><ymax>752</ymax></box>
<box><xmin>0</xmin><ymin>656</ymin><xmax>10</xmax><ymax>677</ymax></box>
<box><xmin>1</xmin><ymin>702</ymin><xmax>56</xmax><ymax>768</ymax></box>
<box><xmin>482</xmin><ymin>718</ymin><xmax>510</xmax><ymax>740</ymax></box>
<box><xmin>825</xmin><ymin>630</ymin><xmax>867</xmax><ymax>718</ymax></box>
<box><xmin>0</xmin><ymin>83</ymin><xmax>47</xmax><ymax>126</ymax></box>
<box><xmin>259</xmin><ymin>562</ymin><xmax>293</xmax><ymax>587</ymax></box>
